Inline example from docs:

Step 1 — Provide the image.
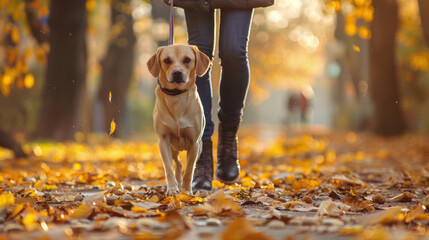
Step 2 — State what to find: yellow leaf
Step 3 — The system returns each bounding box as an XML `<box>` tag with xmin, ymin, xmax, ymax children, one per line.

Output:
<box><xmin>131</xmin><ymin>206</ymin><xmax>148</xmax><ymax>212</ymax></box>
<box><xmin>194</xmin><ymin>190</ymin><xmax>241</xmax><ymax>216</ymax></box>
<box><xmin>147</xmin><ymin>195</ymin><xmax>159</xmax><ymax>203</ymax></box>
<box><xmin>0</xmin><ymin>193</ymin><xmax>14</xmax><ymax>207</ymax></box>
<box><xmin>43</xmin><ymin>184</ymin><xmax>58</xmax><ymax>191</ymax></box>
<box><xmin>241</xmin><ymin>177</ymin><xmax>256</xmax><ymax>188</ymax></box>
<box><xmin>73</xmin><ymin>163</ymin><xmax>81</xmax><ymax>170</ymax></box>
<box><xmin>212</xmin><ymin>180</ymin><xmax>225</xmax><ymax>188</ymax></box>
<box><xmin>7</xmin><ymin>204</ymin><xmax>25</xmax><ymax>220</ymax></box>
<box><xmin>110</xmin><ymin>119</ymin><xmax>116</xmax><ymax>135</ymax></box>
<box><xmin>22</xmin><ymin>212</ymin><xmax>38</xmax><ymax>231</ymax></box>
<box><xmin>70</xmin><ymin>203</ymin><xmax>94</xmax><ymax>219</ymax></box>
<box><xmin>11</xmin><ymin>26</ymin><xmax>20</xmax><ymax>43</ymax></box>
<box><xmin>24</xmin><ymin>73</ymin><xmax>35</xmax><ymax>89</ymax></box>
<box><xmin>109</xmin><ymin>91</ymin><xmax>112</xmax><ymax>103</ymax></box>
<box><xmin>34</xmin><ymin>180</ymin><xmax>43</xmax><ymax>191</ymax></box>
<box><xmin>405</xmin><ymin>204</ymin><xmax>426</xmax><ymax>223</ymax></box>
<box><xmin>339</xmin><ymin>225</ymin><xmax>364</xmax><ymax>235</ymax></box>
<box><xmin>353</xmin><ymin>45</ymin><xmax>360</xmax><ymax>52</ymax></box>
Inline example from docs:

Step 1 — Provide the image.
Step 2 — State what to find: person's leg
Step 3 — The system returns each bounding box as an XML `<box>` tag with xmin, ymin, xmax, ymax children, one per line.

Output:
<box><xmin>184</xmin><ymin>9</ymin><xmax>215</xmax><ymax>192</ymax></box>
<box><xmin>216</xmin><ymin>8</ymin><xmax>254</xmax><ymax>183</ymax></box>
<box><xmin>218</xmin><ymin>8</ymin><xmax>253</xmax><ymax>126</ymax></box>
<box><xmin>185</xmin><ymin>9</ymin><xmax>215</xmax><ymax>140</ymax></box>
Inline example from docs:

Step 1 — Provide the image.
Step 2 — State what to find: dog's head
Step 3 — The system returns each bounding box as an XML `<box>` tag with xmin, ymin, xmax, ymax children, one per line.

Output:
<box><xmin>147</xmin><ymin>45</ymin><xmax>211</xmax><ymax>90</ymax></box>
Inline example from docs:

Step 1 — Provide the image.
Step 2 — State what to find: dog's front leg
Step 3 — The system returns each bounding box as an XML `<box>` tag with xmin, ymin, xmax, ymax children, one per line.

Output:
<box><xmin>159</xmin><ymin>139</ymin><xmax>180</xmax><ymax>195</ymax></box>
<box><xmin>171</xmin><ymin>148</ymin><xmax>182</xmax><ymax>189</ymax></box>
<box><xmin>182</xmin><ymin>142</ymin><xmax>200</xmax><ymax>194</ymax></box>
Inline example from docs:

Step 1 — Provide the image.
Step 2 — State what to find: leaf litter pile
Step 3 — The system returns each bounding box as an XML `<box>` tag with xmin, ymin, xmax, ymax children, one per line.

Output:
<box><xmin>0</xmin><ymin>129</ymin><xmax>429</xmax><ymax>239</ymax></box>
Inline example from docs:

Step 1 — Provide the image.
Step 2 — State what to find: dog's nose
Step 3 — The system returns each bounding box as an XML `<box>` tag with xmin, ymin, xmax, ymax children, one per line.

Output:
<box><xmin>172</xmin><ymin>70</ymin><xmax>184</xmax><ymax>83</ymax></box>
<box><xmin>173</xmin><ymin>71</ymin><xmax>181</xmax><ymax>78</ymax></box>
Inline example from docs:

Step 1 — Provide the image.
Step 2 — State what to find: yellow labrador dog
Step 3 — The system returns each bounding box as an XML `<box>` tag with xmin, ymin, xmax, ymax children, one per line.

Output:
<box><xmin>147</xmin><ymin>44</ymin><xmax>210</xmax><ymax>195</ymax></box>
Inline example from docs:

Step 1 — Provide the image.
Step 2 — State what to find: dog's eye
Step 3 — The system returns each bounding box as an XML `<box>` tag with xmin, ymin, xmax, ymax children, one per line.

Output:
<box><xmin>164</xmin><ymin>58</ymin><xmax>172</xmax><ymax>64</ymax></box>
<box><xmin>183</xmin><ymin>57</ymin><xmax>191</xmax><ymax>64</ymax></box>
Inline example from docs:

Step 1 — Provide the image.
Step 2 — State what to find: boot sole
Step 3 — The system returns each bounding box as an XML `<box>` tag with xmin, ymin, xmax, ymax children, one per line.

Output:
<box><xmin>215</xmin><ymin>174</ymin><xmax>240</xmax><ymax>185</ymax></box>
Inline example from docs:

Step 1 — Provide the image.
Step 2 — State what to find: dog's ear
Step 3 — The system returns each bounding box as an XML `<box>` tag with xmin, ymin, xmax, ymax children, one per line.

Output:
<box><xmin>147</xmin><ymin>47</ymin><xmax>163</xmax><ymax>77</ymax></box>
<box><xmin>192</xmin><ymin>46</ymin><xmax>211</xmax><ymax>77</ymax></box>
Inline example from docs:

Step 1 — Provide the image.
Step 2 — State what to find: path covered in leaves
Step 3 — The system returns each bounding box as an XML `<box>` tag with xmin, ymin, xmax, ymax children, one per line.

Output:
<box><xmin>0</xmin><ymin>127</ymin><xmax>429</xmax><ymax>239</ymax></box>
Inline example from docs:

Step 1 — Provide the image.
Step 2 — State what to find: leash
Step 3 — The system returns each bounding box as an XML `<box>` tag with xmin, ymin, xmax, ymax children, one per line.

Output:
<box><xmin>169</xmin><ymin>0</ymin><xmax>174</xmax><ymax>45</ymax></box>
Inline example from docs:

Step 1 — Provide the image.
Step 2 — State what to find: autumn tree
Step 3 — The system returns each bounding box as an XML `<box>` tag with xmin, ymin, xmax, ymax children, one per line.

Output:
<box><xmin>96</xmin><ymin>0</ymin><xmax>136</xmax><ymax>136</ymax></box>
<box><xmin>36</xmin><ymin>0</ymin><xmax>88</xmax><ymax>140</ymax></box>
<box><xmin>369</xmin><ymin>0</ymin><xmax>406</xmax><ymax>136</ymax></box>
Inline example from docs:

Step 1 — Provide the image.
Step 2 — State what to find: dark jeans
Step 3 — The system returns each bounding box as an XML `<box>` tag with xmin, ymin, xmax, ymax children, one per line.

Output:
<box><xmin>185</xmin><ymin>8</ymin><xmax>254</xmax><ymax>140</ymax></box>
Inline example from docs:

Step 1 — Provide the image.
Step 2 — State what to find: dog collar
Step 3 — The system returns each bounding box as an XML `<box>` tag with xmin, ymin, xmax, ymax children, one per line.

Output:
<box><xmin>158</xmin><ymin>79</ymin><xmax>187</xmax><ymax>96</ymax></box>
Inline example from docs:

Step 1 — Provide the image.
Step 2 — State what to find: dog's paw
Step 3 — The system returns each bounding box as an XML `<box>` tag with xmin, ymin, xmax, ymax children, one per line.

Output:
<box><xmin>166</xmin><ymin>186</ymin><xmax>180</xmax><ymax>196</ymax></box>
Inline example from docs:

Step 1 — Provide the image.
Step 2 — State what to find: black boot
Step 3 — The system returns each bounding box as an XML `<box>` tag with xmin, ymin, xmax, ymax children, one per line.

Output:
<box><xmin>215</xmin><ymin>123</ymin><xmax>240</xmax><ymax>183</ymax></box>
<box><xmin>192</xmin><ymin>139</ymin><xmax>213</xmax><ymax>192</ymax></box>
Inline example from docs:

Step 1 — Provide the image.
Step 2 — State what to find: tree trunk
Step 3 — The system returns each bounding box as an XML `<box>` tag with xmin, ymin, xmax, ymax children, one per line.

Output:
<box><xmin>96</xmin><ymin>0</ymin><xmax>136</xmax><ymax>136</ymax></box>
<box><xmin>369</xmin><ymin>0</ymin><xmax>406</xmax><ymax>136</ymax></box>
<box><xmin>37</xmin><ymin>0</ymin><xmax>87</xmax><ymax>140</ymax></box>
<box><xmin>418</xmin><ymin>0</ymin><xmax>429</xmax><ymax>46</ymax></box>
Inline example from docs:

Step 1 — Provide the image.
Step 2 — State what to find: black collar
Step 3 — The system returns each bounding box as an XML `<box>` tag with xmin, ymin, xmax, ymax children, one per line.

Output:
<box><xmin>158</xmin><ymin>79</ymin><xmax>187</xmax><ymax>96</ymax></box>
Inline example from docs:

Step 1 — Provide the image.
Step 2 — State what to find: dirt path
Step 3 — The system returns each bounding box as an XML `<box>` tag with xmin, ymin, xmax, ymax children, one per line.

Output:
<box><xmin>1</xmin><ymin>127</ymin><xmax>428</xmax><ymax>239</ymax></box>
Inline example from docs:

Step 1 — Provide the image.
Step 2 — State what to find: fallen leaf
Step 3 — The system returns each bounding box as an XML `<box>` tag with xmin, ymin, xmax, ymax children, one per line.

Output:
<box><xmin>0</xmin><ymin>193</ymin><xmax>14</xmax><ymax>208</ymax></box>
<box><xmin>423</xmin><ymin>195</ymin><xmax>429</xmax><ymax>207</ymax></box>
<box><xmin>331</xmin><ymin>174</ymin><xmax>367</xmax><ymax>187</ymax></box>
<box><xmin>339</xmin><ymin>225</ymin><xmax>365</xmax><ymax>235</ymax></box>
<box><xmin>405</xmin><ymin>204</ymin><xmax>426</xmax><ymax>223</ymax></box>
<box><xmin>360</xmin><ymin>226</ymin><xmax>391</xmax><ymax>240</ymax></box>
<box><xmin>100</xmin><ymin>217</ymin><xmax>127</xmax><ymax>231</ymax></box>
<box><xmin>110</xmin><ymin>119</ymin><xmax>116</xmax><ymax>135</ymax></box>
<box><xmin>22</xmin><ymin>212</ymin><xmax>38</xmax><ymax>231</ymax></box>
<box><xmin>389</xmin><ymin>192</ymin><xmax>414</xmax><ymax>202</ymax></box>
<box><xmin>317</xmin><ymin>199</ymin><xmax>350</xmax><ymax>217</ymax></box>
<box><xmin>7</xmin><ymin>203</ymin><xmax>25</xmax><ymax>220</ymax></box>
<box><xmin>357</xmin><ymin>207</ymin><xmax>403</xmax><ymax>225</ymax></box>
<box><xmin>266</xmin><ymin>219</ymin><xmax>286</xmax><ymax>229</ymax></box>
<box><xmin>83</xmin><ymin>191</ymin><xmax>106</xmax><ymax>205</ymax></box>
<box><xmin>353</xmin><ymin>44</ymin><xmax>360</xmax><ymax>52</ymax></box>
<box><xmin>220</xmin><ymin>218</ymin><xmax>271</xmax><ymax>240</ymax></box>
<box><xmin>132</xmin><ymin>201</ymin><xmax>162</xmax><ymax>210</ymax></box>
<box><xmin>70</xmin><ymin>203</ymin><xmax>94</xmax><ymax>219</ymax></box>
